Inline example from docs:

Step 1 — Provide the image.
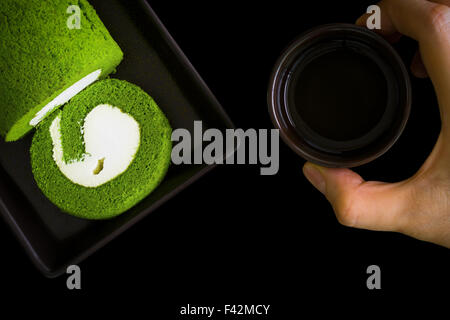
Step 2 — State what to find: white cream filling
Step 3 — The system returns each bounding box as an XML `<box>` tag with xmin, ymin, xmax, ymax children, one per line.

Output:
<box><xmin>30</xmin><ymin>69</ymin><xmax>102</xmax><ymax>126</ymax></box>
<box><xmin>49</xmin><ymin>104</ymin><xmax>140</xmax><ymax>188</ymax></box>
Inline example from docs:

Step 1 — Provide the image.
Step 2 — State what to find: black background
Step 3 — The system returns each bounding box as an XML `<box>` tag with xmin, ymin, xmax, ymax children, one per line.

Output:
<box><xmin>1</xmin><ymin>0</ymin><xmax>449</xmax><ymax>312</ymax></box>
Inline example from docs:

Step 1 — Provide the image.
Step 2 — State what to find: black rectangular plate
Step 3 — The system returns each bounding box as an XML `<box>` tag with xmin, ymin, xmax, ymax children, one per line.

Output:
<box><xmin>0</xmin><ymin>0</ymin><xmax>234</xmax><ymax>278</ymax></box>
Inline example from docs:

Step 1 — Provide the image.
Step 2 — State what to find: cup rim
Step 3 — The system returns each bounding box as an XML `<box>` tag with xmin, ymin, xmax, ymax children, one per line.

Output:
<box><xmin>267</xmin><ymin>23</ymin><xmax>412</xmax><ymax>168</ymax></box>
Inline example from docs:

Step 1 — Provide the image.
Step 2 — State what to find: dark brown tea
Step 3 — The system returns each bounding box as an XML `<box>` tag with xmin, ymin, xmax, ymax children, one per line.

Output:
<box><xmin>288</xmin><ymin>48</ymin><xmax>387</xmax><ymax>141</ymax></box>
<box><xmin>286</xmin><ymin>42</ymin><xmax>399</xmax><ymax>153</ymax></box>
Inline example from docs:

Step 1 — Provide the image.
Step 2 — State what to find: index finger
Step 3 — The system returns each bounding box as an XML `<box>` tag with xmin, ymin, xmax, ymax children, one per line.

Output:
<box><xmin>360</xmin><ymin>0</ymin><xmax>450</xmax><ymax>133</ymax></box>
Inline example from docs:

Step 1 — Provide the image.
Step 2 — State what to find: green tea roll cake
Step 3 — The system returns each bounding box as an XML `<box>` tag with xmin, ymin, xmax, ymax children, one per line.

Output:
<box><xmin>0</xmin><ymin>0</ymin><xmax>123</xmax><ymax>141</ymax></box>
<box><xmin>31</xmin><ymin>79</ymin><xmax>172</xmax><ymax>219</ymax></box>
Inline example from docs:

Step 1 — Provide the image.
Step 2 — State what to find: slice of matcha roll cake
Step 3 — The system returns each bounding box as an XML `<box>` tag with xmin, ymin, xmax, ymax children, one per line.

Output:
<box><xmin>0</xmin><ymin>0</ymin><xmax>123</xmax><ymax>141</ymax></box>
<box><xmin>31</xmin><ymin>79</ymin><xmax>172</xmax><ymax>219</ymax></box>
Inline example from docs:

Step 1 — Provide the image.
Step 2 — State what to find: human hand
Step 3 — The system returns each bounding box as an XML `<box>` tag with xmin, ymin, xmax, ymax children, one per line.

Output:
<box><xmin>303</xmin><ymin>0</ymin><xmax>450</xmax><ymax>248</ymax></box>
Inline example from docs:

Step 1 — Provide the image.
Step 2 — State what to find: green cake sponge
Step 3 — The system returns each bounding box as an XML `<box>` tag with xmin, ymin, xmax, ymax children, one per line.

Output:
<box><xmin>31</xmin><ymin>79</ymin><xmax>172</xmax><ymax>219</ymax></box>
<box><xmin>0</xmin><ymin>0</ymin><xmax>123</xmax><ymax>141</ymax></box>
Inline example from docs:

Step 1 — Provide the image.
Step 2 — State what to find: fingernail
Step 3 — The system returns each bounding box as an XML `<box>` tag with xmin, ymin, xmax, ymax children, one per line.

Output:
<box><xmin>355</xmin><ymin>15</ymin><xmax>366</xmax><ymax>26</ymax></box>
<box><xmin>303</xmin><ymin>163</ymin><xmax>326</xmax><ymax>195</ymax></box>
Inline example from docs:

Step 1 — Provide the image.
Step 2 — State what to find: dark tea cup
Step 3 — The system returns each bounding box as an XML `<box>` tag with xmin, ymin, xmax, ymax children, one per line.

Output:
<box><xmin>268</xmin><ymin>24</ymin><xmax>411</xmax><ymax>167</ymax></box>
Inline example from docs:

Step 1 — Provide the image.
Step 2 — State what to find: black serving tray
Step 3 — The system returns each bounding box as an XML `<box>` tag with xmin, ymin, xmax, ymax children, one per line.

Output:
<box><xmin>0</xmin><ymin>0</ymin><xmax>234</xmax><ymax>277</ymax></box>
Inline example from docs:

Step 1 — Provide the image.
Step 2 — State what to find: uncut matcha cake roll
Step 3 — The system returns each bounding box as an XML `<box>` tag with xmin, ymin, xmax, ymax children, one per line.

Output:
<box><xmin>0</xmin><ymin>0</ymin><xmax>123</xmax><ymax>141</ymax></box>
<box><xmin>31</xmin><ymin>79</ymin><xmax>172</xmax><ymax>219</ymax></box>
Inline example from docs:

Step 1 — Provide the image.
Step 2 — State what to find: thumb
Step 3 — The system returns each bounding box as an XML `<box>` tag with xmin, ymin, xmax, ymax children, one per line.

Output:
<box><xmin>303</xmin><ymin>162</ymin><xmax>412</xmax><ymax>232</ymax></box>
